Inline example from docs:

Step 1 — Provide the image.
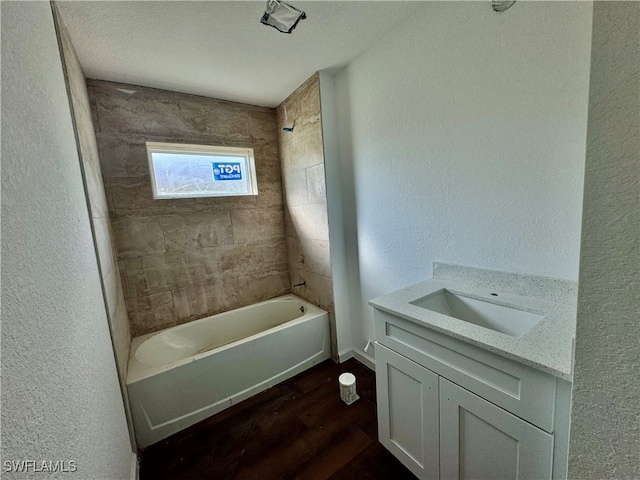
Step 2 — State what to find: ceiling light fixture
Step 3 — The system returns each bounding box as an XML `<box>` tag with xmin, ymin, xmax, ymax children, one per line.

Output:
<box><xmin>260</xmin><ymin>0</ymin><xmax>306</xmax><ymax>34</ymax></box>
<box><xmin>492</xmin><ymin>0</ymin><xmax>516</xmax><ymax>13</ymax></box>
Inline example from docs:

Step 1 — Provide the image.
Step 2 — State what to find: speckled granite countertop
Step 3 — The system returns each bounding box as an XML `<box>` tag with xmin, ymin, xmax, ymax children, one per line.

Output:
<box><xmin>369</xmin><ymin>263</ymin><xmax>578</xmax><ymax>381</ymax></box>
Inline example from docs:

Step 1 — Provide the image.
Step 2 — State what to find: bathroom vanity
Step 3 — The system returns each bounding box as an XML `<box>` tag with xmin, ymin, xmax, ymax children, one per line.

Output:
<box><xmin>369</xmin><ymin>263</ymin><xmax>577</xmax><ymax>480</ymax></box>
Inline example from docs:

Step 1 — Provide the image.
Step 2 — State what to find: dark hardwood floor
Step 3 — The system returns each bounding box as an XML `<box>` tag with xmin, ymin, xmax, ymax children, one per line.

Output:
<box><xmin>139</xmin><ymin>358</ymin><xmax>416</xmax><ymax>480</ymax></box>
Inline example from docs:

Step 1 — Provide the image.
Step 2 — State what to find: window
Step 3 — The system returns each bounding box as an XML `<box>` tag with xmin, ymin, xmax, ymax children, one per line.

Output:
<box><xmin>146</xmin><ymin>142</ymin><xmax>258</xmax><ymax>199</ymax></box>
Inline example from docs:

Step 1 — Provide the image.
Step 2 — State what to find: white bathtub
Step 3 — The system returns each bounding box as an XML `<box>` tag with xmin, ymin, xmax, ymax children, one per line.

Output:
<box><xmin>126</xmin><ymin>294</ymin><xmax>330</xmax><ymax>448</ymax></box>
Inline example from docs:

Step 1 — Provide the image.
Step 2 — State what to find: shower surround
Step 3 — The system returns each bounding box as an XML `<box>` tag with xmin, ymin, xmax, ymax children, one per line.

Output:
<box><xmin>90</xmin><ymin>80</ymin><xmax>289</xmax><ymax>336</ymax></box>
<box><xmin>277</xmin><ymin>74</ymin><xmax>336</xmax><ymax>358</ymax></box>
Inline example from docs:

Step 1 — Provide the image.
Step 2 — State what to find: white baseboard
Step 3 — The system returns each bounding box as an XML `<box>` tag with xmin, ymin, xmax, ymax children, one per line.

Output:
<box><xmin>338</xmin><ymin>348</ymin><xmax>375</xmax><ymax>371</ymax></box>
<box><xmin>130</xmin><ymin>452</ymin><xmax>139</xmax><ymax>480</ymax></box>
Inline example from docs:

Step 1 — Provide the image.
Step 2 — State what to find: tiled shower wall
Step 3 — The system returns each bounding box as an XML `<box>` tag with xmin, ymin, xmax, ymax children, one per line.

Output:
<box><xmin>55</xmin><ymin>9</ymin><xmax>136</xmax><ymax>449</ymax></box>
<box><xmin>89</xmin><ymin>80</ymin><xmax>289</xmax><ymax>336</ymax></box>
<box><xmin>276</xmin><ymin>74</ymin><xmax>337</xmax><ymax>358</ymax></box>
<box><xmin>55</xmin><ymin>17</ymin><xmax>132</xmax><ymax>385</ymax></box>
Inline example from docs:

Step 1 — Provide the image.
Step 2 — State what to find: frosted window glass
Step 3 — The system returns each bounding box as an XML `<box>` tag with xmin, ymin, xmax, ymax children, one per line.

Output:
<box><xmin>146</xmin><ymin>143</ymin><xmax>258</xmax><ymax>198</ymax></box>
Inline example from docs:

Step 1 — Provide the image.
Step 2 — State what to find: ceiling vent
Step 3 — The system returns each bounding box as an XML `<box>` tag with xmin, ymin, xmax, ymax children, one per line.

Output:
<box><xmin>260</xmin><ymin>0</ymin><xmax>306</xmax><ymax>34</ymax></box>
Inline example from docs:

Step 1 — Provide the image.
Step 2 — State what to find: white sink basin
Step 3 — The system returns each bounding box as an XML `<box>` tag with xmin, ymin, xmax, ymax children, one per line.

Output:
<box><xmin>410</xmin><ymin>289</ymin><xmax>544</xmax><ymax>337</ymax></box>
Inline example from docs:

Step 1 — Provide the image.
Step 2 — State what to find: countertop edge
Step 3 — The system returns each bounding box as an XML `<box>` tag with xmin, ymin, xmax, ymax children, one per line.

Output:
<box><xmin>370</xmin><ymin>302</ymin><xmax>573</xmax><ymax>382</ymax></box>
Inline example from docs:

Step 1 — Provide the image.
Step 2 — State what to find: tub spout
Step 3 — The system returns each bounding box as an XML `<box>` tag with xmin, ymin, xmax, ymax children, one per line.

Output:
<box><xmin>293</xmin><ymin>281</ymin><xmax>306</xmax><ymax>288</ymax></box>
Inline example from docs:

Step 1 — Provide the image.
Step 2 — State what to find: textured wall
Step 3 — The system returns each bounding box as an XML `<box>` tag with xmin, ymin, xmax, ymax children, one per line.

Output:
<box><xmin>318</xmin><ymin>71</ymin><xmax>355</xmax><ymax>359</ymax></box>
<box><xmin>1</xmin><ymin>2</ymin><xmax>132</xmax><ymax>478</ymax></box>
<box><xmin>54</xmin><ymin>7</ymin><xmax>132</xmax><ymax>424</ymax></box>
<box><xmin>277</xmin><ymin>74</ymin><xmax>336</xmax><ymax>358</ymax></box>
<box><xmin>333</xmin><ymin>1</ymin><xmax>593</xmax><ymax>357</ymax></box>
<box><xmin>90</xmin><ymin>80</ymin><xmax>289</xmax><ymax>336</ymax></box>
<box><xmin>569</xmin><ymin>2</ymin><xmax>640</xmax><ymax>478</ymax></box>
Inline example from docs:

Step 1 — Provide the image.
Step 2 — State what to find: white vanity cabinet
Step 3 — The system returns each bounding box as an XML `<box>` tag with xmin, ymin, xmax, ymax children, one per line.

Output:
<box><xmin>373</xmin><ymin>309</ymin><xmax>572</xmax><ymax>480</ymax></box>
<box><xmin>376</xmin><ymin>344</ymin><xmax>440</xmax><ymax>479</ymax></box>
<box><xmin>439</xmin><ymin>378</ymin><xmax>553</xmax><ymax>480</ymax></box>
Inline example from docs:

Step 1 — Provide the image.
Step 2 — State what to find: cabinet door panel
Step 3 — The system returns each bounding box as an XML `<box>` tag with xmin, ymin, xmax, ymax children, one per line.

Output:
<box><xmin>376</xmin><ymin>344</ymin><xmax>440</xmax><ymax>480</ymax></box>
<box><xmin>440</xmin><ymin>378</ymin><xmax>553</xmax><ymax>480</ymax></box>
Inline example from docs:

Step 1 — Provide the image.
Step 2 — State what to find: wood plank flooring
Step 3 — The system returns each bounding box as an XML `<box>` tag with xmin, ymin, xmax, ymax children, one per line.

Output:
<box><xmin>139</xmin><ymin>358</ymin><xmax>416</xmax><ymax>480</ymax></box>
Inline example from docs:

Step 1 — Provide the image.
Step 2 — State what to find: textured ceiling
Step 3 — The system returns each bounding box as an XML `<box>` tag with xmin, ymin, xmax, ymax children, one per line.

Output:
<box><xmin>56</xmin><ymin>1</ymin><xmax>422</xmax><ymax>107</ymax></box>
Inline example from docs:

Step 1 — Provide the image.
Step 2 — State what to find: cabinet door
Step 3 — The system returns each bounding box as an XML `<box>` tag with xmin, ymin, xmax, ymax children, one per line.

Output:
<box><xmin>376</xmin><ymin>344</ymin><xmax>440</xmax><ymax>480</ymax></box>
<box><xmin>439</xmin><ymin>378</ymin><xmax>553</xmax><ymax>480</ymax></box>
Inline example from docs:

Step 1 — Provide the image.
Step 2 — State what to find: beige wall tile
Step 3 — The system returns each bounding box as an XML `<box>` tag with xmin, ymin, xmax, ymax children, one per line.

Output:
<box><xmin>93</xmin><ymin>204</ymin><xmax>118</xmax><ymax>277</ymax></box>
<box><xmin>217</xmin><ymin>238</ymin><xmax>288</xmax><ymax>276</ymax></box>
<box><xmin>104</xmin><ymin>270</ymin><xmax>131</xmax><ymax>379</ymax></box>
<box><xmin>277</xmin><ymin>134</ymin><xmax>294</xmax><ymax>170</ymax></box>
<box><xmin>236</xmin><ymin>269</ymin><xmax>291</xmax><ymax>305</ymax></box>
<box><xmin>283</xmin><ymin>206</ymin><xmax>296</xmax><ymax>240</ymax></box>
<box><xmin>277</xmin><ymin>74</ymin><xmax>334</xmax><ymax>328</ymax></box>
<box><xmin>288</xmin><ymin>236</ymin><xmax>332</xmax><ymax>278</ymax></box>
<box><xmin>104</xmin><ymin>178</ymin><xmax>116</xmax><ymax>221</ymax></box>
<box><xmin>118</xmin><ymin>259</ymin><xmax>131</xmax><ymax>300</ymax></box>
<box><xmin>103</xmin><ymin>268</ymin><xmax>119</xmax><ymax>320</ymax></box>
<box><xmin>288</xmin><ymin>203</ymin><xmax>329</xmax><ymax>241</ymax></box>
<box><xmin>112</xmin><ymin>216</ymin><xmax>166</xmax><ymax>258</ymax></box>
<box><xmin>172</xmin><ymin>276</ymin><xmax>240</xmax><ymax>325</ymax></box>
<box><xmin>180</xmin><ymin>98</ymin><xmax>250</xmax><ymax>141</ymax></box>
<box><xmin>126</xmin><ymin>263</ymin><xmax>189</xmax><ymax>298</ymax></box>
<box><xmin>306</xmin><ymin>163</ymin><xmax>327</xmax><ymax>204</ymax></box>
<box><xmin>282</xmin><ymin>168</ymin><xmax>308</xmax><ymax>206</ymax></box>
<box><xmin>125</xmin><ymin>249</ymin><xmax>218</xmax><ymax>298</ymax></box>
<box><xmin>87</xmin><ymin>85</ymin><xmax>100</xmax><ymax>129</ymax></box>
<box><xmin>140</xmin><ymin>249</ymin><xmax>218</xmax><ymax>272</ymax></box>
<box><xmin>231</xmin><ymin>208</ymin><xmax>285</xmax><ymax>243</ymax></box>
<box><xmin>278</xmin><ymin>94</ymin><xmax>301</xmax><ymax>129</ymax></box>
<box><xmin>172</xmin><ymin>282</ymin><xmax>217</xmax><ymax>324</ymax></box>
<box><xmin>286</xmin><ymin>235</ymin><xmax>304</xmax><ymax>269</ymax></box>
<box><xmin>299</xmin><ymin>75</ymin><xmax>321</xmax><ymax>123</ymax></box>
<box><xmin>191</xmin><ymin>195</ymin><xmax>259</xmax><ymax>212</ymax></box>
<box><xmin>107</xmin><ymin>176</ymin><xmax>197</xmax><ymax>217</ymax></box>
<box><xmin>248</xmin><ymin>109</ymin><xmax>278</xmax><ymax>143</ymax></box>
<box><xmin>293</xmin><ymin>269</ymin><xmax>334</xmax><ymax>314</ymax></box>
<box><xmin>283</xmin><ymin>126</ymin><xmax>324</xmax><ymax>172</ymax></box>
<box><xmin>123</xmin><ymin>257</ymin><xmax>143</xmax><ymax>271</ymax></box>
<box><xmin>61</xmin><ymin>33</ymin><xmax>109</xmax><ymax>221</ymax></box>
<box><xmin>90</xmin><ymin>81</ymin><xmax>188</xmax><ymax>137</ymax></box>
<box><xmin>253</xmin><ymin>141</ymin><xmax>280</xmax><ymax>162</ymax></box>
<box><xmin>255</xmin><ymin>182</ymin><xmax>284</xmax><ymax>210</ymax></box>
<box><xmin>161</xmin><ymin>212</ymin><xmax>234</xmax><ymax>251</ymax></box>
<box><xmin>96</xmin><ymin>133</ymin><xmax>150</xmax><ymax>178</ymax></box>
<box><xmin>127</xmin><ymin>291</ymin><xmax>175</xmax><ymax>336</ymax></box>
<box><xmin>82</xmin><ymin>146</ymin><xmax>110</xmax><ymax>220</ymax></box>
<box><xmin>255</xmin><ymin>151</ymin><xmax>282</xmax><ymax>179</ymax></box>
<box><xmin>254</xmin><ymin>156</ymin><xmax>285</xmax><ymax>210</ymax></box>
<box><xmin>111</xmin><ymin>286</ymin><xmax>132</xmax><ymax>373</ymax></box>
<box><xmin>298</xmin><ymin>125</ymin><xmax>324</xmax><ymax>169</ymax></box>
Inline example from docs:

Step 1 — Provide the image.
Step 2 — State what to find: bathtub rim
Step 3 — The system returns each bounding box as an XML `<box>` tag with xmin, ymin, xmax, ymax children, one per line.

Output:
<box><xmin>127</xmin><ymin>294</ymin><xmax>327</xmax><ymax>384</ymax></box>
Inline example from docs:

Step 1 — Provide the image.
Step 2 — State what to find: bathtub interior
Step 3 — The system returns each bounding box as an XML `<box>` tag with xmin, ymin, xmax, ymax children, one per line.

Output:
<box><xmin>127</xmin><ymin>294</ymin><xmax>326</xmax><ymax>384</ymax></box>
<box><xmin>135</xmin><ymin>295</ymin><xmax>313</xmax><ymax>367</ymax></box>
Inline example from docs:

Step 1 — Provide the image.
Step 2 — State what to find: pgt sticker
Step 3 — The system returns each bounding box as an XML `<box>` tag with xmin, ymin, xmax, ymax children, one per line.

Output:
<box><xmin>213</xmin><ymin>163</ymin><xmax>243</xmax><ymax>181</ymax></box>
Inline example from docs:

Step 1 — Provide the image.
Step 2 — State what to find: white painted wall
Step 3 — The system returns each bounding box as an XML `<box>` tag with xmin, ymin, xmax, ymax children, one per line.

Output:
<box><xmin>319</xmin><ymin>71</ymin><xmax>354</xmax><ymax>359</ymax></box>
<box><xmin>569</xmin><ymin>2</ymin><xmax>640</xmax><ymax>478</ymax></box>
<box><xmin>1</xmin><ymin>2</ymin><xmax>133</xmax><ymax>478</ymax></box>
<box><xmin>333</xmin><ymin>1</ymin><xmax>593</xmax><ymax>355</ymax></box>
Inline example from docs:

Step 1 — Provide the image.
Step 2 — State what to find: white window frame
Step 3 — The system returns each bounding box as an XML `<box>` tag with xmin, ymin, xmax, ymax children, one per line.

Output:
<box><xmin>146</xmin><ymin>141</ymin><xmax>259</xmax><ymax>199</ymax></box>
